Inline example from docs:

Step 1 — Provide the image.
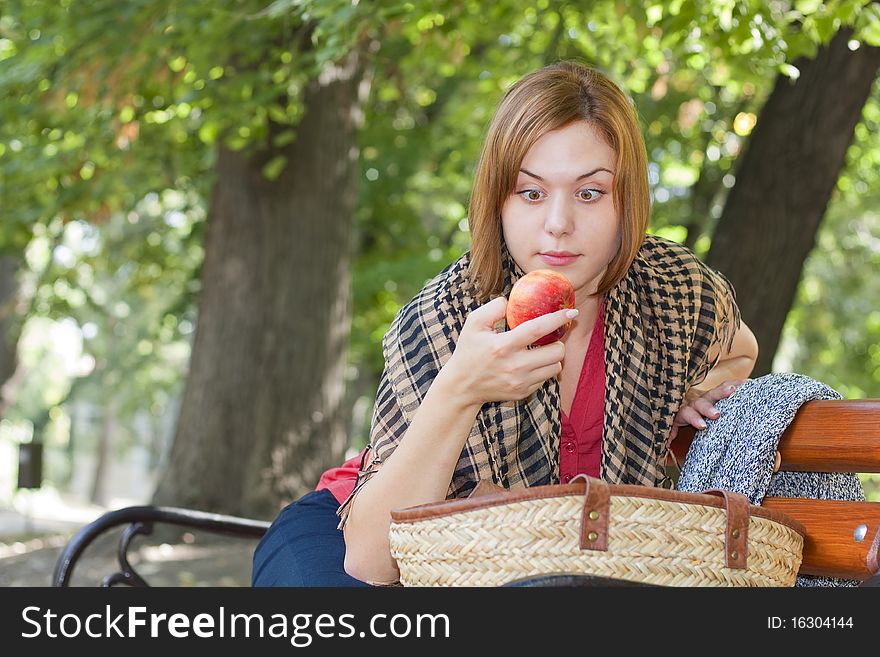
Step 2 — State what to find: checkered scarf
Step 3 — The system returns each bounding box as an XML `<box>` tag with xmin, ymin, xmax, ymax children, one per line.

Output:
<box><xmin>338</xmin><ymin>235</ymin><xmax>740</xmax><ymax>526</ymax></box>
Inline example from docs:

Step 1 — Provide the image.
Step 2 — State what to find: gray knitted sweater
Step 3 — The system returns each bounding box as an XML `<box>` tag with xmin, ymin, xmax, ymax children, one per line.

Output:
<box><xmin>676</xmin><ymin>373</ymin><xmax>864</xmax><ymax>587</ymax></box>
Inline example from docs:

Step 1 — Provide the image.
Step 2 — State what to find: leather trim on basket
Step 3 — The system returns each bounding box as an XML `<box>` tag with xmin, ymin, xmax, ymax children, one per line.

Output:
<box><xmin>468</xmin><ymin>480</ymin><xmax>507</xmax><ymax>499</ymax></box>
<box><xmin>391</xmin><ymin>477</ymin><xmax>806</xmax><ymax>538</ymax></box>
<box><xmin>702</xmin><ymin>489</ymin><xmax>750</xmax><ymax>569</ymax></box>
<box><xmin>573</xmin><ymin>474</ymin><xmax>610</xmax><ymax>551</ymax></box>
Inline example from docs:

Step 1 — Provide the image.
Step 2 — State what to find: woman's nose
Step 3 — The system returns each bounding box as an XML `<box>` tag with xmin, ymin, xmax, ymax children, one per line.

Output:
<box><xmin>544</xmin><ymin>197</ymin><xmax>573</xmax><ymax>236</ymax></box>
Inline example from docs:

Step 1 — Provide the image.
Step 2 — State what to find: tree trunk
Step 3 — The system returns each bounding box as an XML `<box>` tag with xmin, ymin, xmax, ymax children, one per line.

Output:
<box><xmin>90</xmin><ymin>397</ymin><xmax>116</xmax><ymax>507</ymax></box>
<box><xmin>152</xmin><ymin>53</ymin><xmax>368</xmax><ymax>518</ymax></box>
<box><xmin>707</xmin><ymin>29</ymin><xmax>880</xmax><ymax>376</ymax></box>
<box><xmin>0</xmin><ymin>253</ymin><xmax>22</xmax><ymax>415</ymax></box>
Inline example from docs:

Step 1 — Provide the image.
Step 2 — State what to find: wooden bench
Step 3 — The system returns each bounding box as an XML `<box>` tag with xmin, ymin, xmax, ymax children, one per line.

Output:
<box><xmin>52</xmin><ymin>399</ymin><xmax>880</xmax><ymax>586</ymax></box>
<box><xmin>671</xmin><ymin>399</ymin><xmax>880</xmax><ymax>583</ymax></box>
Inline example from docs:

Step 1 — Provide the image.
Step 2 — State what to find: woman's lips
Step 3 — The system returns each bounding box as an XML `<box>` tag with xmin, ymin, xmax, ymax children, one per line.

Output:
<box><xmin>539</xmin><ymin>253</ymin><xmax>578</xmax><ymax>266</ymax></box>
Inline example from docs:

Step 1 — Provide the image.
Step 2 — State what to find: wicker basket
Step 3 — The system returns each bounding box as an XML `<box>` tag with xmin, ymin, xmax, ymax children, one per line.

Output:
<box><xmin>389</xmin><ymin>476</ymin><xmax>805</xmax><ymax>587</ymax></box>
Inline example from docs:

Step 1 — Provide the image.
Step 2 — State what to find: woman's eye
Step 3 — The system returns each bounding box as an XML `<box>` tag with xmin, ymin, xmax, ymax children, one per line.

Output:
<box><xmin>578</xmin><ymin>189</ymin><xmax>602</xmax><ymax>202</ymax></box>
<box><xmin>517</xmin><ymin>189</ymin><xmax>544</xmax><ymax>202</ymax></box>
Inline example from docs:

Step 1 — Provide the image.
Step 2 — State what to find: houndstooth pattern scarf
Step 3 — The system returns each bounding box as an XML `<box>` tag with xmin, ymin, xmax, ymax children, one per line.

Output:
<box><xmin>338</xmin><ymin>235</ymin><xmax>740</xmax><ymax>526</ymax></box>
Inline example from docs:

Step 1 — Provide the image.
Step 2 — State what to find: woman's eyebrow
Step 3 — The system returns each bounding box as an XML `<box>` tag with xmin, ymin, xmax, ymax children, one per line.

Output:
<box><xmin>519</xmin><ymin>167</ymin><xmax>614</xmax><ymax>181</ymax></box>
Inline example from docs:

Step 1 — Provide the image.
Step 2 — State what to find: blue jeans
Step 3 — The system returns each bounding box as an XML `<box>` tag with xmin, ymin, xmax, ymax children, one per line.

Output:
<box><xmin>251</xmin><ymin>489</ymin><xmax>370</xmax><ymax>587</ymax></box>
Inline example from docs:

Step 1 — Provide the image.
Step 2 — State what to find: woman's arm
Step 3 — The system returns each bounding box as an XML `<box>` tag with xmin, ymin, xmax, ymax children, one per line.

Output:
<box><xmin>343</xmin><ymin>299</ymin><xmax>575</xmax><ymax>585</ymax></box>
<box><xmin>700</xmin><ymin>318</ymin><xmax>759</xmax><ymax>390</ymax></box>
<box><xmin>342</xmin><ymin>369</ymin><xmax>484</xmax><ymax>584</ymax></box>
<box><xmin>668</xmin><ymin>318</ymin><xmax>759</xmax><ymax>443</ymax></box>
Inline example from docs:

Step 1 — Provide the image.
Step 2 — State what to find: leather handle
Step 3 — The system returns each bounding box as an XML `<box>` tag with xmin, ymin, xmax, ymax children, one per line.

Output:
<box><xmin>572</xmin><ymin>475</ymin><xmax>610</xmax><ymax>551</ymax></box>
<box><xmin>468</xmin><ymin>480</ymin><xmax>507</xmax><ymax>499</ymax></box>
<box><xmin>702</xmin><ymin>489</ymin><xmax>751</xmax><ymax>569</ymax></box>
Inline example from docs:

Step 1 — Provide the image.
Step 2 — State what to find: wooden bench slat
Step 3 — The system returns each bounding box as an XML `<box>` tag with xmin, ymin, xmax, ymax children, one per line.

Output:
<box><xmin>761</xmin><ymin>497</ymin><xmax>880</xmax><ymax>580</ymax></box>
<box><xmin>670</xmin><ymin>399</ymin><xmax>880</xmax><ymax>473</ymax></box>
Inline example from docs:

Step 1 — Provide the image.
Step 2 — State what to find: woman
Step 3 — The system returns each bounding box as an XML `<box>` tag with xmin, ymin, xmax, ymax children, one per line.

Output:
<box><xmin>338</xmin><ymin>60</ymin><xmax>758</xmax><ymax>585</ymax></box>
<box><xmin>253</xmin><ymin>60</ymin><xmax>758</xmax><ymax>587</ymax></box>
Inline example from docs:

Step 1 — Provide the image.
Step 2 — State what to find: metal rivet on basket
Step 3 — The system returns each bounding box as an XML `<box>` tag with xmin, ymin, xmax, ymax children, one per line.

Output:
<box><xmin>732</xmin><ymin>528</ymin><xmax>740</xmax><ymax>539</ymax></box>
<box><xmin>854</xmin><ymin>524</ymin><xmax>867</xmax><ymax>542</ymax></box>
<box><xmin>730</xmin><ymin>550</ymin><xmax>739</xmax><ymax>560</ymax></box>
<box><xmin>587</xmin><ymin>531</ymin><xmax>598</xmax><ymax>542</ymax></box>
<box><xmin>589</xmin><ymin>511</ymin><xmax>599</xmax><ymax>521</ymax></box>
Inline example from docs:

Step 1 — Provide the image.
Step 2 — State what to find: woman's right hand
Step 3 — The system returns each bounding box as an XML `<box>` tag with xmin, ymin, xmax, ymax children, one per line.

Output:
<box><xmin>440</xmin><ymin>296</ymin><xmax>577</xmax><ymax>407</ymax></box>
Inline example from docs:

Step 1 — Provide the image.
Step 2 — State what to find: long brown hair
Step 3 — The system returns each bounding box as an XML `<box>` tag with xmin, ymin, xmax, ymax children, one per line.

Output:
<box><xmin>467</xmin><ymin>60</ymin><xmax>650</xmax><ymax>301</ymax></box>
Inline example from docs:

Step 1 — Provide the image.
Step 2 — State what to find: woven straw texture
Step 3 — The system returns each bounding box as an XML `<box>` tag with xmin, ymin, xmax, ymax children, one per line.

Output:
<box><xmin>389</xmin><ymin>494</ymin><xmax>804</xmax><ymax>587</ymax></box>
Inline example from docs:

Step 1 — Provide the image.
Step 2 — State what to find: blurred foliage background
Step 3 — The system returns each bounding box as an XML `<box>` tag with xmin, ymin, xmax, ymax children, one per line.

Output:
<box><xmin>1</xmin><ymin>0</ymin><xmax>878</xmax><ymax>511</ymax></box>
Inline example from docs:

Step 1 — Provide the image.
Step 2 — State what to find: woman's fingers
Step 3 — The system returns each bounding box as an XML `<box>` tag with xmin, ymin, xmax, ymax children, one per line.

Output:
<box><xmin>691</xmin><ymin>395</ymin><xmax>720</xmax><ymax>420</ymax></box>
<box><xmin>452</xmin><ymin>301</ymin><xmax>570</xmax><ymax>404</ymax></box>
<box><xmin>703</xmin><ymin>379</ymin><xmax>747</xmax><ymax>403</ymax></box>
<box><xmin>464</xmin><ymin>296</ymin><xmax>508</xmax><ymax>331</ymax></box>
<box><xmin>530</xmin><ymin>361</ymin><xmax>563</xmax><ymax>384</ymax></box>
<box><xmin>672</xmin><ymin>380</ymin><xmax>748</xmax><ymax>440</ymax></box>
<box><xmin>523</xmin><ymin>341</ymin><xmax>566</xmax><ymax>371</ymax></box>
<box><xmin>678</xmin><ymin>379</ymin><xmax>749</xmax><ymax>431</ymax></box>
<box><xmin>507</xmin><ymin>308</ymin><xmax>578</xmax><ymax>349</ymax></box>
<box><xmin>676</xmin><ymin>404</ymin><xmax>709</xmax><ymax>430</ymax></box>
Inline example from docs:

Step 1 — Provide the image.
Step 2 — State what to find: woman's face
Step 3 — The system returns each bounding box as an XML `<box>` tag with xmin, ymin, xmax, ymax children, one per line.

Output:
<box><xmin>501</xmin><ymin>120</ymin><xmax>621</xmax><ymax>303</ymax></box>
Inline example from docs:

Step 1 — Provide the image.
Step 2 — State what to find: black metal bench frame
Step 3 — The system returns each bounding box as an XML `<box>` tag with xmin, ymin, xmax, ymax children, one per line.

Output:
<box><xmin>51</xmin><ymin>506</ymin><xmax>270</xmax><ymax>587</ymax></box>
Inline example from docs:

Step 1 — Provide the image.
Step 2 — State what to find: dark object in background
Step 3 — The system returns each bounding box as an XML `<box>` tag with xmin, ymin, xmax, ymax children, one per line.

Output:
<box><xmin>503</xmin><ymin>573</ymin><xmax>657</xmax><ymax>587</ymax></box>
<box><xmin>17</xmin><ymin>441</ymin><xmax>43</xmax><ymax>489</ymax></box>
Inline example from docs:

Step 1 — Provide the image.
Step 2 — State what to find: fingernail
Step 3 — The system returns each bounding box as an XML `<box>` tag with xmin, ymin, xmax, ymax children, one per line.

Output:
<box><xmin>565</xmin><ymin>309</ymin><xmax>579</xmax><ymax>319</ymax></box>
<box><xmin>699</xmin><ymin>420</ymin><xmax>708</xmax><ymax>429</ymax></box>
<box><xmin>710</xmin><ymin>407</ymin><xmax>720</xmax><ymax>417</ymax></box>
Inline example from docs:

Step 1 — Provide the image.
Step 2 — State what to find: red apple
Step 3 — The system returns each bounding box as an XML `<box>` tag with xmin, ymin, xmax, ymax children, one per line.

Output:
<box><xmin>506</xmin><ymin>269</ymin><xmax>575</xmax><ymax>346</ymax></box>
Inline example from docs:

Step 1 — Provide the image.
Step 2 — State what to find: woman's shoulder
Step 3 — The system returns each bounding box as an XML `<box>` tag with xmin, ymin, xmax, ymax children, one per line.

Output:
<box><xmin>397</xmin><ymin>251</ymin><xmax>470</xmax><ymax>311</ymax></box>
<box><xmin>638</xmin><ymin>233</ymin><xmax>700</xmax><ymax>265</ymax></box>
<box><xmin>383</xmin><ymin>251</ymin><xmax>473</xmax><ymax>342</ymax></box>
<box><xmin>632</xmin><ymin>233</ymin><xmax>738</xmax><ymax>320</ymax></box>
<box><xmin>635</xmin><ymin>234</ymin><xmax>717</xmax><ymax>286</ymax></box>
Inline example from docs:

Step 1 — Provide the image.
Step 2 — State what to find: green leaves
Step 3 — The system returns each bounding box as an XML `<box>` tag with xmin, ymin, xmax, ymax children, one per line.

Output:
<box><xmin>2</xmin><ymin>0</ymin><xmax>880</xmax><ymax>462</ymax></box>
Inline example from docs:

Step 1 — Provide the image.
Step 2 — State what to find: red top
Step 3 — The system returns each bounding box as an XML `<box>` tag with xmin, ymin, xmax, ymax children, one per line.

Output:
<box><xmin>315</xmin><ymin>449</ymin><xmax>367</xmax><ymax>504</ymax></box>
<box><xmin>316</xmin><ymin>306</ymin><xmax>606</xmax><ymax>504</ymax></box>
<box><xmin>559</xmin><ymin>304</ymin><xmax>605</xmax><ymax>483</ymax></box>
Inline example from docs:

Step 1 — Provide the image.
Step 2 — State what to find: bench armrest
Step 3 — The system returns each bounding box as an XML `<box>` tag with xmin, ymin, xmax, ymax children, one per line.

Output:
<box><xmin>52</xmin><ymin>505</ymin><xmax>270</xmax><ymax>587</ymax></box>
